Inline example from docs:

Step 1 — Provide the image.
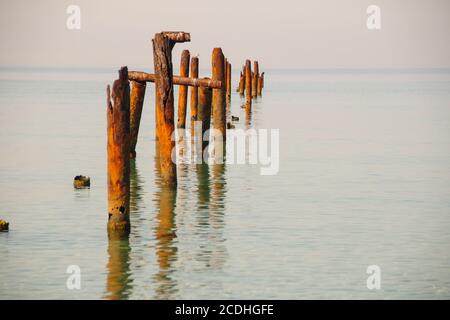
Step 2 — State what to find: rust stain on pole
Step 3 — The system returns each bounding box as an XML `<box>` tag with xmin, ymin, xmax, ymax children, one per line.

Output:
<box><xmin>226</xmin><ymin>62</ymin><xmax>232</xmax><ymax>98</ymax></box>
<box><xmin>261</xmin><ymin>71</ymin><xmax>265</xmax><ymax>89</ymax></box>
<box><xmin>129</xmin><ymin>80</ymin><xmax>146</xmax><ymax>158</ymax></box>
<box><xmin>153</xmin><ymin>32</ymin><xmax>189</xmax><ymax>187</ymax></box>
<box><xmin>107</xmin><ymin>66</ymin><xmax>131</xmax><ymax>234</ymax></box>
<box><xmin>212</xmin><ymin>48</ymin><xmax>226</xmax><ymax>162</ymax></box>
<box><xmin>245</xmin><ymin>60</ymin><xmax>252</xmax><ymax>107</ymax></box>
<box><xmin>252</xmin><ymin>61</ymin><xmax>259</xmax><ymax>98</ymax></box>
<box><xmin>177</xmin><ymin>49</ymin><xmax>190</xmax><ymax>129</ymax></box>
<box><xmin>190</xmin><ymin>56</ymin><xmax>199</xmax><ymax>139</ymax></box>
<box><xmin>198</xmin><ymin>82</ymin><xmax>212</xmax><ymax>160</ymax></box>
<box><xmin>128</xmin><ymin>71</ymin><xmax>221</xmax><ymax>88</ymax></box>
<box><xmin>238</xmin><ymin>70</ymin><xmax>245</xmax><ymax>96</ymax></box>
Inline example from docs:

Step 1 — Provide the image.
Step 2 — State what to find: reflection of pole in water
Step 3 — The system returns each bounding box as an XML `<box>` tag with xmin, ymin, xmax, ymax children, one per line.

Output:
<box><xmin>196</xmin><ymin>163</ymin><xmax>210</xmax><ymax>209</ymax></box>
<box><xmin>210</xmin><ymin>164</ymin><xmax>226</xmax><ymax>219</ymax></box>
<box><xmin>153</xmin><ymin>143</ymin><xmax>178</xmax><ymax>299</ymax></box>
<box><xmin>104</xmin><ymin>234</ymin><xmax>132</xmax><ymax>300</ymax></box>
<box><xmin>130</xmin><ymin>160</ymin><xmax>143</xmax><ymax>214</ymax></box>
<box><xmin>245</xmin><ymin>104</ymin><xmax>252</xmax><ymax>129</ymax></box>
<box><xmin>195</xmin><ymin>163</ymin><xmax>227</xmax><ymax>270</ymax></box>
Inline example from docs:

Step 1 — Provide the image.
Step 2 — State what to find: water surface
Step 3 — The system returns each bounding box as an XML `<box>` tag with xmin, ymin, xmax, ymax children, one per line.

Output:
<box><xmin>0</xmin><ymin>67</ymin><xmax>449</xmax><ymax>299</ymax></box>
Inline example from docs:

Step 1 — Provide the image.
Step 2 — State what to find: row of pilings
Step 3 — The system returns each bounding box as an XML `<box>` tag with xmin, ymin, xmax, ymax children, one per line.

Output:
<box><xmin>106</xmin><ymin>31</ymin><xmax>264</xmax><ymax>236</ymax></box>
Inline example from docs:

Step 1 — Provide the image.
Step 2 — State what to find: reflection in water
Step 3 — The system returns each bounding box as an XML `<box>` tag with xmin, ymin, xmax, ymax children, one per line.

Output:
<box><xmin>195</xmin><ymin>163</ymin><xmax>228</xmax><ymax>270</ymax></box>
<box><xmin>153</xmin><ymin>143</ymin><xmax>178</xmax><ymax>299</ymax></box>
<box><xmin>245</xmin><ymin>103</ymin><xmax>252</xmax><ymax>128</ymax></box>
<box><xmin>130</xmin><ymin>160</ymin><xmax>144</xmax><ymax>213</ymax></box>
<box><xmin>104</xmin><ymin>160</ymin><xmax>143</xmax><ymax>300</ymax></box>
<box><xmin>196</xmin><ymin>163</ymin><xmax>210</xmax><ymax>209</ymax></box>
<box><xmin>104</xmin><ymin>234</ymin><xmax>132</xmax><ymax>300</ymax></box>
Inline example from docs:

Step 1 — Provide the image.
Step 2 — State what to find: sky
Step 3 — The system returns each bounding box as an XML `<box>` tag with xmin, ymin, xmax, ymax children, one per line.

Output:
<box><xmin>0</xmin><ymin>0</ymin><xmax>449</xmax><ymax>69</ymax></box>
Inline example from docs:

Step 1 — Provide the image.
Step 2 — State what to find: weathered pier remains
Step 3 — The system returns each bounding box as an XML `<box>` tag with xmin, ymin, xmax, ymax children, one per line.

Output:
<box><xmin>107</xmin><ymin>67</ymin><xmax>131</xmax><ymax>234</ymax></box>
<box><xmin>177</xmin><ymin>49</ymin><xmax>190</xmax><ymax>129</ymax></box>
<box><xmin>105</xmin><ymin>31</ymin><xmax>265</xmax><ymax>234</ymax></box>
<box><xmin>129</xmin><ymin>80</ymin><xmax>146</xmax><ymax>158</ymax></box>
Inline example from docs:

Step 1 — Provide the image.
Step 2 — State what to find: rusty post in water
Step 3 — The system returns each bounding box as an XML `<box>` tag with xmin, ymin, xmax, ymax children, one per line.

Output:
<box><xmin>107</xmin><ymin>66</ymin><xmax>131</xmax><ymax>234</ymax></box>
<box><xmin>197</xmin><ymin>82</ymin><xmax>212</xmax><ymax>162</ymax></box>
<box><xmin>153</xmin><ymin>32</ymin><xmax>190</xmax><ymax>187</ymax></box>
<box><xmin>190</xmin><ymin>56</ymin><xmax>199</xmax><ymax>139</ymax></box>
<box><xmin>226</xmin><ymin>61</ymin><xmax>231</xmax><ymax>98</ymax></box>
<box><xmin>211</xmin><ymin>48</ymin><xmax>226</xmax><ymax>162</ymax></box>
<box><xmin>252</xmin><ymin>61</ymin><xmax>259</xmax><ymax>98</ymax></box>
<box><xmin>245</xmin><ymin>60</ymin><xmax>252</xmax><ymax>106</ymax></box>
<box><xmin>257</xmin><ymin>73</ymin><xmax>263</xmax><ymax>96</ymax></box>
<box><xmin>129</xmin><ymin>81</ymin><xmax>146</xmax><ymax>158</ymax></box>
<box><xmin>261</xmin><ymin>71</ymin><xmax>265</xmax><ymax>89</ymax></box>
<box><xmin>177</xmin><ymin>49</ymin><xmax>190</xmax><ymax>129</ymax></box>
<box><xmin>238</xmin><ymin>70</ymin><xmax>245</xmax><ymax>96</ymax></box>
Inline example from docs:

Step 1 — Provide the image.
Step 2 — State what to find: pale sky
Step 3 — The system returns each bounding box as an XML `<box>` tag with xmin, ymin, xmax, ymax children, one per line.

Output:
<box><xmin>0</xmin><ymin>0</ymin><xmax>449</xmax><ymax>69</ymax></box>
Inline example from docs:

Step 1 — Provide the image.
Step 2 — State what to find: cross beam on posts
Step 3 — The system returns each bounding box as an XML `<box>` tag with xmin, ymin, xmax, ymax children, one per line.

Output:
<box><xmin>128</xmin><ymin>71</ymin><xmax>222</xmax><ymax>89</ymax></box>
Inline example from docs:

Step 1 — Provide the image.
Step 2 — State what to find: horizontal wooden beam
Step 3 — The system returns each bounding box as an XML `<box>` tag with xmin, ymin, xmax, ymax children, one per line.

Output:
<box><xmin>128</xmin><ymin>71</ymin><xmax>222</xmax><ymax>89</ymax></box>
<box><xmin>161</xmin><ymin>31</ymin><xmax>191</xmax><ymax>42</ymax></box>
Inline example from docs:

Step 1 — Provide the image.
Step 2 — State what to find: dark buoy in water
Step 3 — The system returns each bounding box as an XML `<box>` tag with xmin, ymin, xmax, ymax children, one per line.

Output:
<box><xmin>0</xmin><ymin>219</ymin><xmax>9</xmax><ymax>232</ymax></box>
<box><xmin>73</xmin><ymin>175</ymin><xmax>90</xmax><ymax>188</ymax></box>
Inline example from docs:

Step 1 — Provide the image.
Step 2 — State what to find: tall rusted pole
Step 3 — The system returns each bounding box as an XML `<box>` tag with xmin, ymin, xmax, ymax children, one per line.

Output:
<box><xmin>129</xmin><ymin>80</ymin><xmax>146</xmax><ymax>158</ymax></box>
<box><xmin>245</xmin><ymin>60</ymin><xmax>252</xmax><ymax>106</ymax></box>
<box><xmin>177</xmin><ymin>49</ymin><xmax>190</xmax><ymax>129</ymax></box>
<box><xmin>252</xmin><ymin>61</ymin><xmax>259</xmax><ymax>98</ymax></box>
<box><xmin>257</xmin><ymin>74</ymin><xmax>263</xmax><ymax>96</ymax></box>
<box><xmin>238</xmin><ymin>71</ymin><xmax>245</xmax><ymax>96</ymax></box>
<box><xmin>197</xmin><ymin>83</ymin><xmax>212</xmax><ymax>161</ymax></box>
<box><xmin>211</xmin><ymin>48</ymin><xmax>226</xmax><ymax>162</ymax></box>
<box><xmin>224</xmin><ymin>58</ymin><xmax>228</xmax><ymax>93</ymax></box>
<box><xmin>190</xmin><ymin>56</ymin><xmax>199</xmax><ymax>139</ymax></box>
<box><xmin>261</xmin><ymin>71</ymin><xmax>265</xmax><ymax>89</ymax></box>
<box><xmin>153</xmin><ymin>32</ymin><xmax>190</xmax><ymax>187</ymax></box>
<box><xmin>107</xmin><ymin>66</ymin><xmax>130</xmax><ymax>234</ymax></box>
<box><xmin>226</xmin><ymin>62</ymin><xmax>231</xmax><ymax>98</ymax></box>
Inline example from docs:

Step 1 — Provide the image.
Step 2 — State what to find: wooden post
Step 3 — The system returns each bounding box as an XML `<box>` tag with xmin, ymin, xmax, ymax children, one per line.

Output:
<box><xmin>224</xmin><ymin>58</ymin><xmax>228</xmax><ymax>95</ymax></box>
<box><xmin>177</xmin><ymin>49</ymin><xmax>190</xmax><ymax>129</ymax></box>
<box><xmin>211</xmin><ymin>48</ymin><xmax>226</xmax><ymax>162</ymax></box>
<box><xmin>238</xmin><ymin>71</ymin><xmax>244</xmax><ymax>95</ymax></box>
<box><xmin>257</xmin><ymin>73</ymin><xmax>263</xmax><ymax>96</ymax></box>
<box><xmin>252</xmin><ymin>61</ymin><xmax>259</xmax><ymax>98</ymax></box>
<box><xmin>245</xmin><ymin>60</ymin><xmax>252</xmax><ymax>106</ymax></box>
<box><xmin>190</xmin><ymin>56</ymin><xmax>199</xmax><ymax>139</ymax></box>
<box><xmin>226</xmin><ymin>61</ymin><xmax>231</xmax><ymax>98</ymax></box>
<box><xmin>129</xmin><ymin>80</ymin><xmax>146</xmax><ymax>158</ymax></box>
<box><xmin>261</xmin><ymin>71</ymin><xmax>265</xmax><ymax>89</ymax></box>
<box><xmin>153</xmin><ymin>32</ymin><xmax>190</xmax><ymax>187</ymax></box>
<box><xmin>197</xmin><ymin>82</ymin><xmax>212</xmax><ymax>161</ymax></box>
<box><xmin>107</xmin><ymin>66</ymin><xmax>130</xmax><ymax>234</ymax></box>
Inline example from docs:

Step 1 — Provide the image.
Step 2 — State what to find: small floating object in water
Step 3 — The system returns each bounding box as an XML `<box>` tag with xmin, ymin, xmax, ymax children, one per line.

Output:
<box><xmin>231</xmin><ymin>115</ymin><xmax>239</xmax><ymax>122</ymax></box>
<box><xmin>0</xmin><ymin>219</ymin><xmax>9</xmax><ymax>232</ymax></box>
<box><xmin>73</xmin><ymin>175</ymin><xmax>90</xmax><ymax>189</ymax></box>
<box><xmin>227</xmin><ymin>122</ymin><xmax>235</xmax><ymax>129</ymax></box>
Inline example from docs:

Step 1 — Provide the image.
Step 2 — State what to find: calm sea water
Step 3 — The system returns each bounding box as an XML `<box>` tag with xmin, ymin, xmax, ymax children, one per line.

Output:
<box><xmin>0</xmin><ymin>67</ymin><xmax>449</xmax><ymax>299</ymax></box>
